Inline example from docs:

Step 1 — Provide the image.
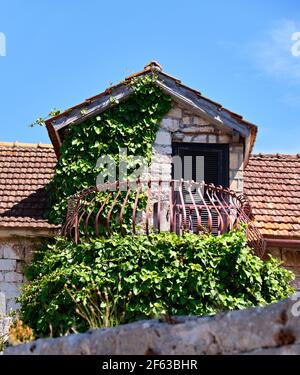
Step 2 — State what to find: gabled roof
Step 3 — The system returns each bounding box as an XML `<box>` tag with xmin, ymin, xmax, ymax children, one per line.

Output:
<box><xmin>45</xmin><ymin>61</ymin><xmax>257</xmax><ymax>164</ymax></box>
<box><xmin>244</xmin><ymin>153</ymin><xmax>300</xmax><ymax>241</ymax></box>
<box><xmin>0</xmin><ymin>142</ymin><xmax>59</xmax><ymax>234</ymax></box>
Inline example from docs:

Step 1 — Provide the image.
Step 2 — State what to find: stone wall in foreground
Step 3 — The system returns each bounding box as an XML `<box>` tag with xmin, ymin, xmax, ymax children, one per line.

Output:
<box><xmin>5</xmin><ymin>298</ymin><xmax>300</xmax><ymax>355</ymax></box>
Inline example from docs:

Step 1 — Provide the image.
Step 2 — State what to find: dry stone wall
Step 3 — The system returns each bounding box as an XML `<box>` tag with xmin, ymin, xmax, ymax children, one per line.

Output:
<box><xmin>5</xmin><ymin>298</ymin><xmax>300</xmax><ymax>355</ymax></box>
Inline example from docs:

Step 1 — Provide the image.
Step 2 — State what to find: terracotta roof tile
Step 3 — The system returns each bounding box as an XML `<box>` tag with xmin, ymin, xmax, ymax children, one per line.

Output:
<box><xmin>244</xmin><ymin>154</ymin><xmax>300</xmax><ymax>239</ymax></box>
<box><xmin>1</xmin><ymin>142</ymin><xmax>299</xmax><ymax>239</ymax></box>
<box><xmin>0</xmin><ymin>142</ymin><xmax>59</xmax><ymax>231</ymax></box>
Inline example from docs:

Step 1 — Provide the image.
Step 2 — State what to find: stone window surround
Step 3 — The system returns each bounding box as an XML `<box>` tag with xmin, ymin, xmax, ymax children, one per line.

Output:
<box><xmin>150</xmin><ymin>102</ymin><xmax>245</xmax><ymax>194</ymax></box>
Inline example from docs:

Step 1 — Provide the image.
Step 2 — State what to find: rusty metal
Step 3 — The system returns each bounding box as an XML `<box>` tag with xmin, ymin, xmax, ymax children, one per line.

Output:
<box><xmin>62</xmin><ymin>179</ymin><xmax>266</xmax><ymax>257</ymax></box>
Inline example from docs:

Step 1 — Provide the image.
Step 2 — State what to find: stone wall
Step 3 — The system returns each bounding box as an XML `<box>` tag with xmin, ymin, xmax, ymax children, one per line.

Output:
<box><xmin>151</xmin><ymin>101</ymin><xmax>244</xmax><ymax>193</ymax></box>
<box><xmin>5</xmin><ymin>298</ymin><xmax>300</xmax><ymax>355</ymax></box>
<box><xmin>265</xmin><ymin>247</ymin><xmax>300</xmax><ymax>290</ymax></box>
<box><xmin>0</xmin><ymin>239</ymin><xmax>36</xmax><ymax>317</ymax></box>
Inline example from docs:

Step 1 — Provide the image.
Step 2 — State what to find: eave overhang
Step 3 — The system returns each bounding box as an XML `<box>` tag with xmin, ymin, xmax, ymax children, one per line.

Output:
<box><xmin>45</xmin><ymin>63</ymin><xmax>258</xmax><ymax>164</ymax></box>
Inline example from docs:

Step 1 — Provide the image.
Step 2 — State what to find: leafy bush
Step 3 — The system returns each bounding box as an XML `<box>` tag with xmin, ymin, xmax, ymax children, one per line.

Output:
<box><xmin>19</xmin><ymin>230</ymin><xmax>294</xmax><ymax>337</ymax></box>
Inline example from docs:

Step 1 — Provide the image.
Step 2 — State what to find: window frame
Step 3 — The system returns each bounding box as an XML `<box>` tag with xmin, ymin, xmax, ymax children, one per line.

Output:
<box><xmin>172</xmin><ymin>143</ymin><xmax>229</xmax><ymax>187</ymax></box>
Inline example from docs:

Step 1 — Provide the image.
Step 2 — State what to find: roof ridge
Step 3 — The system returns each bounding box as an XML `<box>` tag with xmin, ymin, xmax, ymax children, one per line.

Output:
<box><xmin>0</xmin><ymin>141</ymin><xmax>53</xmax><ymax>149</ymax></box>
<box><xmin>253</xmin><ymin>153</ymin><xmax>300</xmax><ymax>158</ymax></box>
<box><xmin>45</xmin><ymin>61</ymin><xmax>257</xmax><ymax>159</ymax></box>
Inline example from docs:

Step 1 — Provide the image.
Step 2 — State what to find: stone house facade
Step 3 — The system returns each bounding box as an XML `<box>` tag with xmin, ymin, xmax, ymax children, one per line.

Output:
<box><xmin>0</xmin><ymin>62</ymin><xmax>299</xmax><ymax>318</ymax></box>
<box><xmin>0</xmin><ymin>144</ymin><xmax>58</xmax><ymax>317</ymax></box>
<box><xmin>152</xmin><ymin>102</ymin><xmax>244</xmax><ymax>194</ymax></box>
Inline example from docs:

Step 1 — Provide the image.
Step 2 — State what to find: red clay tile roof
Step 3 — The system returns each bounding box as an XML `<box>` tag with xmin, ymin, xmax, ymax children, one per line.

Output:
<box><xmin>244</xmin><ymin>154</ymin><xmax>300</xmax><ymax>240</ymax></box>
<box><xmin>0</xmin><ymin>142</ymin><xmax>59</xmax><ymax>231</ymax></box>
<box><xmin>1</xmin><ymin>141</ymin><xmax>299</xmax><ymax>239</ymax></box>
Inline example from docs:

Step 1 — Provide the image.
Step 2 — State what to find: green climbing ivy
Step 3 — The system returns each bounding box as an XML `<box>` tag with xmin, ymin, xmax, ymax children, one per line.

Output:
<box><xmin>47</xmin><ymin>74</ymin><xmax>172</xmax><ymax>225</ymax></box>
<box><xmin>21</xmin><ymin>73</ymin><xmax>295</xmax><ymax>338</ymax></box>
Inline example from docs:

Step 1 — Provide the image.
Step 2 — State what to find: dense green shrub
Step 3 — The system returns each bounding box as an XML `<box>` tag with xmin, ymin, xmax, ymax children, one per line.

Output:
<box><xmin>19</xmin><ymin>230</ymin><xmax>294</xmax><ymax>337</ymax></box>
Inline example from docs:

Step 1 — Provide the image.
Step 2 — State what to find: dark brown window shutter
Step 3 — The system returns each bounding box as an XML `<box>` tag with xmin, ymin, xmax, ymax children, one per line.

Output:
<box><xmin>172</xmin><ymin>143</ymin><xmax>229</xmax><ymax>234</ymax></box>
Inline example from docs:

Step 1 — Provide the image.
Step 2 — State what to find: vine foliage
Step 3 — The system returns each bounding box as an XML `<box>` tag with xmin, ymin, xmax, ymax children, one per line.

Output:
<box><xmin>20</xmin><ymin>73</ymin><xmax>295</xmax><ymax>339</ymax></box>
<box><xmin>46</xmin><ymin>74</ymin><xmax>172</xmax><ymax>225</ymax></box>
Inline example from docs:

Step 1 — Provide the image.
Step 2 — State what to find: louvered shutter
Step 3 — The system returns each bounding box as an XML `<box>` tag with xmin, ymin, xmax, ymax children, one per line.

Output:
<box><xmin>172</xmin><ymin>144</ymin><xmax>229</xmax><ymax>234</ymax></box>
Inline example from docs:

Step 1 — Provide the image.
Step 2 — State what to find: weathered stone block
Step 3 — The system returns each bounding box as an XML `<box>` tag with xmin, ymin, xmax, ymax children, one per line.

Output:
<box><xmin>4</xmin><ymin>272</ymin><xmax>23</xmax><ymax>283</ymax></box>
<box><xmin>0</xmin><ymin>292</ymin><xmax>5</xmax><ymax>316</ymax></box>
<box><xmin>0</xmin><ymin>259</ymin><xmax>16</xmax><ymax>272</ymax></box>
<box><xmin>167</xmin><ymin>107</ymin><xmax>182</xmax><ymax>118</ymax></box>
<box><xmin>3</xmin><ymin>246</ymin><xmax>20</xmax><ymax>260</ymax></box>
<box><xmin>151</xmin><ymin>152</ymin><xmax>172</xmax><ymax>163</ymax></box>
<box><xmin>0</xmin><ymin>282</ymin><xmax>21</xmax><ymax>297</ymax></box>
<box><xmin>182</xmin><ymin>135</ymin><xmax>193</xmax><ymax>142</ymax></box>
<box><xmin>193</xmin><ymin>116</ymin><xmax>209</xmax><ymax>126</ymax></box>
<box><xmin>236</xmin><ymin>179</ymin><xmax>243</xmax><ymax>192</ymax></box>
<box><xmin>182</xmin><ymin>116</ymin><xmax>191</xmax><ymax>124</ymax></box>
<box><xmin>172</xmin><ymin>132</ymin><xmax>184</xmax><ymax>141</ymax></box>
<box><xmin>230</xmin><ymin>153</ymin><xmax>240</xmax><ymax>170</ymax></box>
<box><xmin>208</xmin><ymin>135</ymin><xmax>217</xmax><ymax>143</ymax></box>
<box><xmin>12</xmin><ymin>244</ymin><xmax>26</xmax><ymax>260</ymax></box>
<box><xmin>191</xmin><ymin>135</ymin><xmax>207</xmax><ymax>143</ymax></box>
<box><xmin>218</xmin><ymin>134</ymin><xmax>232</xmax><ymax>143</ymax></box>
<box><xmin>150</xmin><ymin>163</ymin><xmax>172</xmax><ymax>179</ymax></box>
<box><xmin>160</xmin><ymin>118</ymin><xmax>180</xmax><ymax>132</ymax></box>
<box><xmin>282</xmin><ymin>250</ymin><xmax>300</xmax><ymax>267</ymax></box>
<box><xmin>181</xmin><ymin>126</ymin><xmax>203</xmax><ymax>134</ymax></box>
<box><xmin>230</xmin><ymin>146</ymin><xmax>244</xmax><ymax>158</ymax></box>
<box><xmin>154</xmin><ymin>130</ymin><xmax>171</xmax><ymax>146</ymax></box>
<box><xmin>230</xmin><ymin>179</ymin><xmax>243</xmax><ymax>192</ymax></box>
<box><xmin>230</xmin><ymin>170</ymin><xmax>243</xmax><ymax>180</ymax></box>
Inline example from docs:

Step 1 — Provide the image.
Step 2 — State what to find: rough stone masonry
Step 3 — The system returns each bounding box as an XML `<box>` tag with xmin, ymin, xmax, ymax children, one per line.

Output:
<box><xmin>5</xmin><ymin>297</ymin><xmax>300</xmax><ymax>355</ymax></box>
<box><xmin>0</xmin><ymin>241</ymin><xmax>29</xmax><ymax>316</ymax></box>
<box><xmin>151</xmin><ymin>102</ymin><xmax>244</xmax><ymax>193</ymax></box>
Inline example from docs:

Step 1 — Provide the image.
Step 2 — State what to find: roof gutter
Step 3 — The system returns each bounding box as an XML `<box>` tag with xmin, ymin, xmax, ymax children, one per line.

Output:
<box><xmin>265</xmin><ymin>238</ymin><xmax>300</xmax><ymax>248</ymax></box>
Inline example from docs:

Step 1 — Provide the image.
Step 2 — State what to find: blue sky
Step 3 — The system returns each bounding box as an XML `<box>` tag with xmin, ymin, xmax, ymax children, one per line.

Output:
<box><xmin>0</xmin><ymin>0</ymin><xmax>300</xmax><ymax>153</ymax></box>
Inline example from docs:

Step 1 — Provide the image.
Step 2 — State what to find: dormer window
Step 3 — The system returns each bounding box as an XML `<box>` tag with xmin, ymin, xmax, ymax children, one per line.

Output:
<box><xmin>172</xmin><ymin>143</ymin><xmax>229</xmax><ymax>187</ymax></box>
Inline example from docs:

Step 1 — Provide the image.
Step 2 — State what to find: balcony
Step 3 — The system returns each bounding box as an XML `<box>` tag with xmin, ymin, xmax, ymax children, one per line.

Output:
<box><xmin>62</xmin><ymin>179</ymin><xmax>266</xmax><ymax>257</ymax></box>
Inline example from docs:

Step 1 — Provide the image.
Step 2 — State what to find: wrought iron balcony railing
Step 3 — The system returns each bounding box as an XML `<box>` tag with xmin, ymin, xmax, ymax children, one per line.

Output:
<box><xmin>62</xmin><ymin>179</ymin><xmax>266</xmax><ymax>257</ymax></box>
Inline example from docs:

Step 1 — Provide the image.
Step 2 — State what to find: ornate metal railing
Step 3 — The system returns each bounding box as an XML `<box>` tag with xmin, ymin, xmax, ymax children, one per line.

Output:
<box><xmin>62</xmin><ymin>179</ymin><xmax>266</xmax><ymax>258</ymax></box>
